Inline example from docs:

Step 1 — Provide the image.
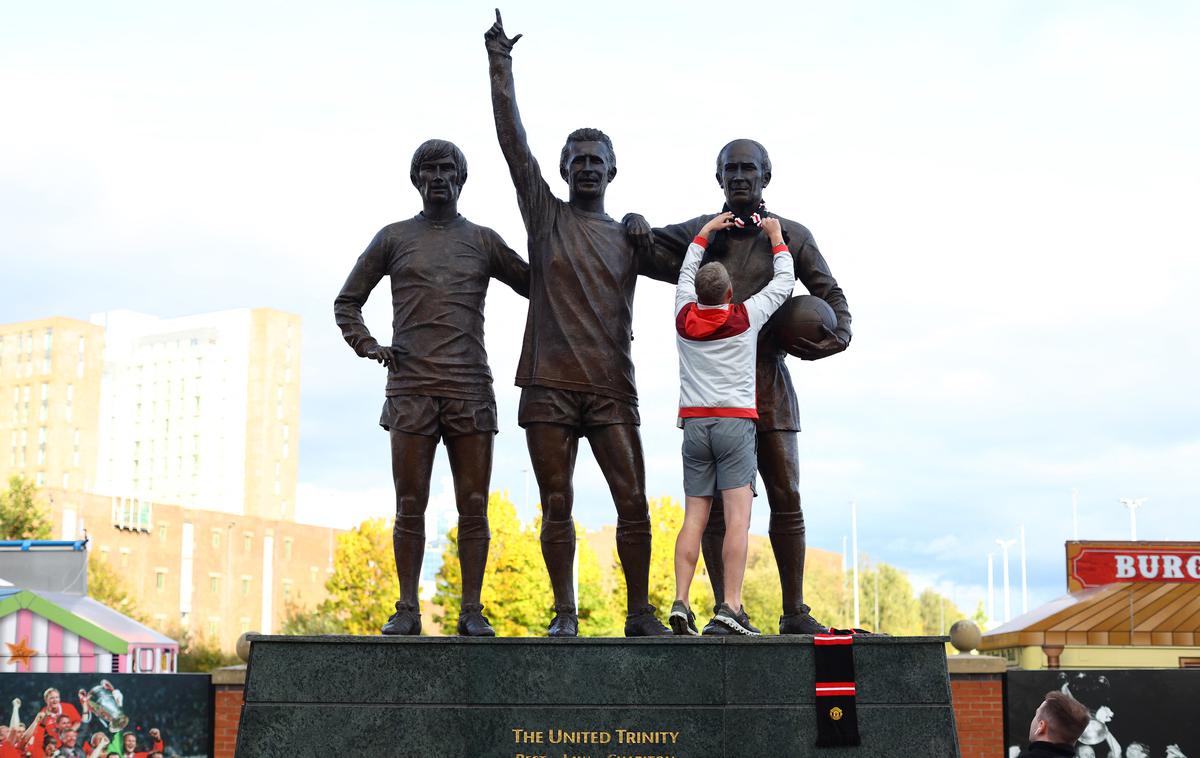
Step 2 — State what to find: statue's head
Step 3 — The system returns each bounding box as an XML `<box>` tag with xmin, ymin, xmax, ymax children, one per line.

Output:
<box><xmin>559</xmin><ymin>128</ymin><xmax>616</xmax><ymax>200</ymax></box>
<box><xmin>716</xmin><ymin>139</ymin><xmax>772</xmax><ymax>208</ymax></box>
<box><xmin>410</xmin><ymin>139</ymin><xmax>467</xmax><ymax>208</ymax></box>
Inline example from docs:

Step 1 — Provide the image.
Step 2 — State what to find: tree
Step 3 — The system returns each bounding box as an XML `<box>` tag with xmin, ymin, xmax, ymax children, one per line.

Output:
<box><xmin>432</xmin><ymin>492</ymin><xmax>623</xmax><ymax>636</ymax></box>
<box><xmin>918</xmin><ymin>587</ymin><xmax>963</xmax><ymax>637</ymax></box>
<box><xmin>318</xmin><ymin>517</ymin><xmax>399</xmax><ymax>635</ymax></box>
<box><xmin>0</xmin><ymin>475</ymin><xmax>51</xmax><ymax>540</ymax></box>
<box><xmin>88</xmin><ymin>552</ymin><xmax>145</xmax><ymax>622</ymax></box>
<box><xmin>281</xmin><ymin>600</ymin><xmax>346</xmax><ymax>635</ymax></box>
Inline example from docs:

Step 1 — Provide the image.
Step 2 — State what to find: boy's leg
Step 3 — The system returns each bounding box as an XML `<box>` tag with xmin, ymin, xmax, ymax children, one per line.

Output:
<box><xmin>674</xmin><ymin>496</ymin><xmax>713</xmax><ymax>603</ymax></box>
<box><xmin>720</xmin><ymin>485</ymin><xmax>754</xmax><ymax>610</ymax></box>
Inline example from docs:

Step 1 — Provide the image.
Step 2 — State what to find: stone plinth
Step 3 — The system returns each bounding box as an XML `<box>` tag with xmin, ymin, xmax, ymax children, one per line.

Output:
<box><xmin>237</xmin><ymin>635</ymin><xmax>959</xmax><ymax>757</ymax></box>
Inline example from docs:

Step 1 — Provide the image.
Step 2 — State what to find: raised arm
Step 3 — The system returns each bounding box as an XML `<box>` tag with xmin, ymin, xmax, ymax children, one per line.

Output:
<box><xmin>485</xmin><ymin>9</ymin><xmax>555</xmax><ymax>228</ymax></box>
<box><xmin>333</xmin><ymin>230</ymin><xmax>401</xmax><ymax>372</ymax></box>
<box><xmin>676</xmin><ymin>213</ymin><xmax>735</xmax><ymax>314</ymax></box>
<box><xmin>744</xmin><ymin>217</ymin><xmax>796</xmax><ymax>329</ymax></box>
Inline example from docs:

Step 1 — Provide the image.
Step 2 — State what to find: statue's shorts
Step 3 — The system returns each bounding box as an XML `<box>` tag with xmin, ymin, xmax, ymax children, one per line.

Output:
<box><xmin>379</xmin><ymin>395</ymin><xmax>498</xmax><ymax>439</ymax></box>
<box><xmin>517</xmin><ymin>385</ymin><xmax>640</xmax><ymax>431</ymax></box>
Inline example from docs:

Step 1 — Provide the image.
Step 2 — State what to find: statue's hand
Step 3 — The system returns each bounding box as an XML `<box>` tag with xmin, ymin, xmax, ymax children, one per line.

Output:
<box><xmin>365</xmin><ymin>344</ymin><xmax>403</xmax><ymax>372</ymax></box>
<box><xmin>791</xmin><ymin>327</ymin><xmax>848</xmax><ymax>361</ymax></box>
<box><xmin>622</xmin><ymin>213</ymin><xmax>653</xmax><ymax>258</ymax></box>
<box><xmin>485</xmin><ymin>8</ymin><xmax>522</xmax><ymax>55</ymax></box>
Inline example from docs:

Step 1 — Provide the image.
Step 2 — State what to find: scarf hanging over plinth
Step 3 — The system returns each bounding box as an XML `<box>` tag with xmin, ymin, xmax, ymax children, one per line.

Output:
<box><xmin>814</xmin><ymin>629</ymin><xmax>861</xmax><ymax>748</ymax></box>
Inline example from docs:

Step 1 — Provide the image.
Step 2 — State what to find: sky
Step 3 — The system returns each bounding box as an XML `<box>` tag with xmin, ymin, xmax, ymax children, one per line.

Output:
<box><xmin>3</xmin><ymin>1</ymin><xmax>1198</xmax><ymax>624</ymax></box>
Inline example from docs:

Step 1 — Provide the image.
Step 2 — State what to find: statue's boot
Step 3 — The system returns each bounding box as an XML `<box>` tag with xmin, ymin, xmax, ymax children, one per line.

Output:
<box><xmin>384</xmin><ymin>514</ymin><xmax>426</xmax><ymax>635</ymax></box>
<box><xmin>457</xmin><ymin>515</ymin><xmax>494</xmax><ymax>636</ymax></box>
<box><xmin>771</xmin><ymin>510</ymin><xmax>826</xmax><ymax>634</ymax></box>
<box><xmin>541</xmin><ymin>518</ymin><xmax>577</xmax><ymax>637</ymax></box>
<box><xmin>618</xmin><ymin>518</ymin><xmax>669</xmax><ymax>637</ymax></box>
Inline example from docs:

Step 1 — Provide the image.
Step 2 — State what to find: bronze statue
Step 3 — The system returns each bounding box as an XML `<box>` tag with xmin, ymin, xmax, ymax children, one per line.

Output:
<box><xmin>334</xmin><ymin>139</ymin><xmax>529</xmax><ymax>637</ymax></box>
<box><xmin>485</xmin><ymin>9</ymin><xmax>678</xmax><ymax>637</ymax></box>
<box><xmin>625</xmin><ymin>139</ymin><xmax>852</xmax><ymax>635</ymax></box>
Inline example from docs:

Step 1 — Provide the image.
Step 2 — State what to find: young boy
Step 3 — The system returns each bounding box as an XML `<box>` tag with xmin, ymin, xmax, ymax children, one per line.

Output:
<box><xmin>670</xmin><ymin>211</ymin><xmax>795</xmax><ymax>636</ymax></box>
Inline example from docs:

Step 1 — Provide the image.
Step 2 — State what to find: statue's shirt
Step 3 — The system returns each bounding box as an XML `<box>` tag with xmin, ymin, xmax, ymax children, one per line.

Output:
<box><xmin>513</xmin><ymin>181</ymin><xmax>644</xmax><ymax>402</ymax></box>
<box><xmin>334</xmin><ymin>214</ymin><xmax>528</xmax><ymax>401</ymax></box>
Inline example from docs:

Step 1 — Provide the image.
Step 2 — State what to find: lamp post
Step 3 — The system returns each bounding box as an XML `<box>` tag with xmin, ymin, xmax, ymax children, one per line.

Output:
<box><xmin>987</xmin><ymin>553</ymin><xmax>995</xmax><ymax>625</ymax></box>
<box><xmin>852</xmin><ymin>502</ymin><xmax>860</xmax><ymax>629</ymax></box>
<box><xmin>1020</xmin><ymin>523</ymin><xmax>1028</xmax><ymax>615</ymax></box>
<box><xmin>996</xmin><ymin>538</ymin><xmax>1016</xmax><ymax>623</ymax></box>
<box><xmin>1118</xmin><ymin>498</ymin><xmax>1146</xmax><ymax>541</ymax></box>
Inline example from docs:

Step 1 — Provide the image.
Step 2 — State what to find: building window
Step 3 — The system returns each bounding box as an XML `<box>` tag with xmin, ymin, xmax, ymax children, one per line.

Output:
<box><xmin>310</xmin><ymin>566</ymin><xmax>319</xmax><ymax>584</ymax></box>
<box><xmin>240</xmin><ymin>617</ymin><xmax>251</xmax><ymax>634</ymax></box>
<box><xmin>207</xmin><ymin>618</ymin><xmax>220</xmax><ymax>639</ymax></box>
<box><xmin>282</xmin><ymin>580</ymin><xmax>293</xmax><ymax>601</ymax></box>
<box><xmin>211</xmin><ymin>529</ymin><xmax>221</xmax><ymax>549</ymax></box>
<box><xmin>243</xmin><ymin>532</ymin><xmax>253</xmax><ymax>555</ymax></box>
<box><xmin>209</xmin><ymin>574</ymin><xmax>220</xmax><ymax>593</ymax></box>
<box><xmin>283</xmin><ymin>537</ymin><xmax>293</xmax><ymax>560</ymax></box>
<box><xmin>241</xmin><ymin>576</ymin><xmax>251</xmax><ymax>596</ymax></box>
<box><xmin>155</xmin><ymin>570</ymin><xmax>166</xmax><ymax>591</ymax></box>
<box><xmin>158</xmin><ymin>523</ymin><xmax>168</xmax><ymax>541</ymax></box>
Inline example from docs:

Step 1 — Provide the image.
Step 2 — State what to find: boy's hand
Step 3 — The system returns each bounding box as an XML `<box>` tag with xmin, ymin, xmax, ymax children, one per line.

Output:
<box><xmin>698</xmin><ymin>212</ymin><xmax>735</xmax><ymax>240</ymax></box>
<box><xmin>759</xmin><ymin>216</ymin><xmax>784</xmax><ymax>246</ymax></box>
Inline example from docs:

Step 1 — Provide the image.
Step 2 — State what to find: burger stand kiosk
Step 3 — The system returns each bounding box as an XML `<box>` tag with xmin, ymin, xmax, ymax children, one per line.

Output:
<box><xmin>979</xmin><ymin>541</ymin><xmax>1200</xmax><ymax>669</ymax></box>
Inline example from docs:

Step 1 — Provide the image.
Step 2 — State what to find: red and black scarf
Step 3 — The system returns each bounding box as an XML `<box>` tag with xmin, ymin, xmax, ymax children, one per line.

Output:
<box><xmin>814</xmin><ymin>629</ymin><xmax>861</xmax><ymax>747</ymax></box>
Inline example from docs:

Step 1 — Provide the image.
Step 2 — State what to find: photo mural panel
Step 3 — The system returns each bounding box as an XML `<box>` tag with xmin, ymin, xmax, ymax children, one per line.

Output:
<box><xmin>1005</xmin><ymin>669</ymin><xmax>1198</xmax><ymax>758</ymax></box>
<box><xmin>0</xmin><ymin>673</ymin><xmax>211</xmax><ymax>757</ymax></box>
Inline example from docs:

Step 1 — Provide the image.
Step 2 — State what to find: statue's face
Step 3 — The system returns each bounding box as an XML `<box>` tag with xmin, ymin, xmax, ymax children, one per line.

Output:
<box><xmin>562</xmin><ymin>140</ymin><xmax>614</xmax><ymax>199</ymax></box>
<box><xmin>717</xmin><ymin>141</ymin><xmax>770</xmax><ymax>208</ymax></box>
<box><xmin>416</xmin><ymin>155</ymin><xmax>462</xmax><ymax>207</ymax></box>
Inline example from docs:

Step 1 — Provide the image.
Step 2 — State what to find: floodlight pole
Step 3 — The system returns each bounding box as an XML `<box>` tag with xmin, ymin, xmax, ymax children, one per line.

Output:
<box><xmin>1118</xmin><ymin>498</ymin><xmax>1146</xmax><ymax>541</ymax></box>
<box><xmin>996</xmin><ymin>538</ymin><xmax>1017</xmax><ymax>622</ymax></box>
<box><xmin>852</xmin><ymin>502</ymin><xmax>860</xmax><ymax>628</ymax></box>
<box><xmin>1020</xmin><ymin>523</ymin><xmax>1028</xmax><ymax>615</ymax></box>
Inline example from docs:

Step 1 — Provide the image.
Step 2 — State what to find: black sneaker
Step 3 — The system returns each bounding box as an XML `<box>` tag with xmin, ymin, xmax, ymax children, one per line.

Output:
<box><xmin>381</xmin><ymin>602</ymin><xmax>421</xmax><ymax>636</ymax></box>
<box><xmin>624</xmin><ymin>605</ymin><xmax>671</xmax><ymax>637</ymax></box>
<box><xmin>456</xmin><ymin>604</ymin><xmax>496</xmax><ymax>637</ymax></box>
<box><xmin>778</xmin><ymin>605</ymin><xmax>831</xmax><ymax>635</ymax></box>
<box><xmin>668</xmin><ymin>600</ymin><xmax>699</xmax><ymax>636</ymax></box>
<box><xmin>702</xmin><ymin>607</ymin><xmax>733</xmax><ymax>635</ymax></box>
<box><xmin>547</xmin><ymin>606</ymin><xmax>579</xmax><ymax>638</ymax></box>
<box><xmin>714</xmin><ymin>603</ymin><xmax>761</xmax><ymax>636</ymax></box>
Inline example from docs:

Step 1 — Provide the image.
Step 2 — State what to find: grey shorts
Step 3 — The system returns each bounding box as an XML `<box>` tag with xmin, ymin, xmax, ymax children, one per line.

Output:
<box><xmin>681</xmin><ymin>417</ymin><xmax>758</xmax><ymax>497</ymax></box>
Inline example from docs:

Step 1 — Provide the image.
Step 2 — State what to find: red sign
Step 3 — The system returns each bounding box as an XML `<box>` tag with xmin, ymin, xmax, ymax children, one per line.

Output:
<box><xmin>1066</xmin><ymin>541</ymin><xmax>1200</xmax><ymax>591</ymax></box>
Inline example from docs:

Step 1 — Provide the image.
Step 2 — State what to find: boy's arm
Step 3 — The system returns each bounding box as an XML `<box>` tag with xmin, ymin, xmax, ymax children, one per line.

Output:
<box><xmin>745</xmin><ymin>217</ymin><xmax>796</xmax><ymax>330</ymax></box>
<box><xmin>676</xmin><ymin>213</ymin><xmax>735</xmax><ymax>314</ymax></box>
<box><xmin>486</xmin><ymin>10</ymin><xmax>556</xmax><ymax>233</ymax></box>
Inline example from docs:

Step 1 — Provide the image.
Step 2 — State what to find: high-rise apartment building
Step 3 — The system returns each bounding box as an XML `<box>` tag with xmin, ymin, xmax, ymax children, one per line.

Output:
<box><xmin>91</xmin><ymin>308</ymin><xmax>300</xmax><ymax>520</ymax></box>
<box><xmin>0</xmin><ymin>317</ymin><xmax>105</xmax><ymax>492</ymax></box>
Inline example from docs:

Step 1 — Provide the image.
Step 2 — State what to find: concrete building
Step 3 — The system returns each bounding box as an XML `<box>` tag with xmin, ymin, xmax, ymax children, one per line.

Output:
<box><xmin>1</xmin><ymin>311</ymin><xmax>317</xmax><ymax>650</ymax></box>
<box><xmin>0</xmin><ymin>317</ymin><xmax>106</xmax><ymax>492</ymax></box>
<box><xmin>42</xmin><ymin>487</ymin><xmax>340</xmax><ymax>647</ymax></box>
<box><xmin>92</xmin><ymin>308</ymin><xmax>300</xmax><ymax>520</ymax></box>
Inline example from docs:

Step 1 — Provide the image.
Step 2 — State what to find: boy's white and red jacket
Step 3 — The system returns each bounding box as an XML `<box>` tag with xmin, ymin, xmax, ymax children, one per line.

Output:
<box><xmin>675</xmin><ymin>235</ymin><xmax>795</xmax><ymax>425</ymax></box>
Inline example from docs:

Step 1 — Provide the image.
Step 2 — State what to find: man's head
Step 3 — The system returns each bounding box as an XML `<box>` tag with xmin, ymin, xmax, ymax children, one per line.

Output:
<box><xmin>43</xmin><ymin>688</ymin><xmax>61</xmax><ymax>708</ymax></box>
<box><xmin>124</xmin><ymin>733</ymin><xmax>138</xmax><ymax>750</ymax></box>
<box><xmin>695</xmin><ymin>262</ymin><xmax>733</xmax><ymax>305</ymax></box>
<box><xmin>559</xmin><ymin>128</ymin><xmax>616</xmax><ymax>199</ymax></box>
<box><xmin>0</xmin><ymin>725</ymin><xmax>9</xmax><ymax>741</ymax></box>
<box><xmin>409</xmin><ymin>139</ymin><xmax>467</xmax><ymax>208</ymax></box>
<box><xmin>715</xmin><ymin>139</ymin><xmax>771</xmax><ymax>210</ymax></box>
<box><xmin>1125</xmin><ymin>742</ymin><xmax>1150</xmax><ymax>758</ymax></box>
<box><xmin>1028</xmin><ymin>690</ymin><xmax>1090</xmax><ymax>745</ymax></box>
<box><xmin>61</xmin><ymin>728</ymin><xmax>79</xmax><ymax>747</ymax></box>
<box><xmin>57</xmin><ymin>715</ymin><xmax>71</xmax><ymax>730</ymax></box>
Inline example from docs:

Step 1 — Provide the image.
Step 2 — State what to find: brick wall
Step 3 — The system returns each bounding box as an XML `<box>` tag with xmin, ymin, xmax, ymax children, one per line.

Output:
<box><xmin>213</xmin><ymin>685</ymin><xmax>245</xmax><ymax>758</ymax></box>
<box><xmin>951</xmin><ymin>673</ymin><xmax>1005</xmax><ymax>757</ymax></box>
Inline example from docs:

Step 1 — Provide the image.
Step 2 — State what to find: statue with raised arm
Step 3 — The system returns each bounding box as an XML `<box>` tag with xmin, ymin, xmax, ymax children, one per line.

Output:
<box><xmin>485</xmin><ymin>9</ymin><xmax>678</xmax><ymax>637</ymax></box>
<box><xmin>334</xmin><ymin>139</ymin><xmax>529</xmax><ymax>636</ymax></box>
<box><xmin>625</xmin><ymin>139</ymin><xmax>852</xmax><ymax>635</ymax></box>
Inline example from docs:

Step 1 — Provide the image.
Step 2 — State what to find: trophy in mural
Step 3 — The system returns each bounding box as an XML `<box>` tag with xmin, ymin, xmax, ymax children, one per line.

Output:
<box><xmin>84</xmin><ymin>680</ymin><xmax>128</xmax><ymax>731</ymax></box>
